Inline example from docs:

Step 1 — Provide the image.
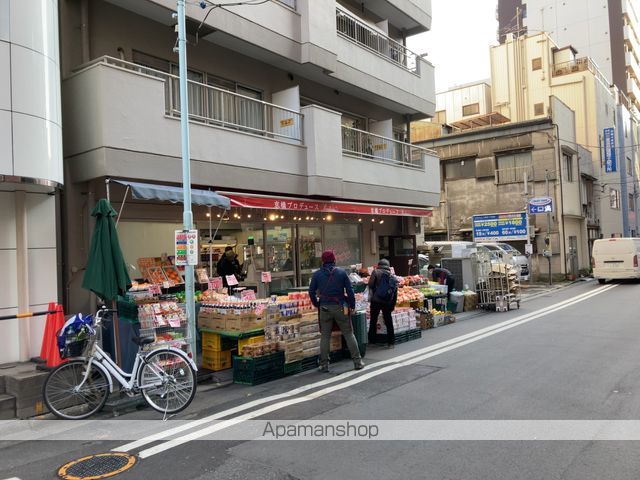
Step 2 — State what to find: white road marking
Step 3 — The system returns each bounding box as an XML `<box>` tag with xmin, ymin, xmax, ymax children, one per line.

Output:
<box><xmin>117</xmin><ymin>284</ymin><xmax>611</xmax><ymax>452</ymax></box>
<box><xmin>135</xmin><ymin>284</ymin><xmax>617</xmax><ymax>458</ymax></box>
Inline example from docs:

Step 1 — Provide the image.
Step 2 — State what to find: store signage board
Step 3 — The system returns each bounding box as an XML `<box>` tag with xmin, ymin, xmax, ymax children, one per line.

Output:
<box><xmin>226</xmin><ymin>194</ymin><xmax>433</xmax><ymax>217</ymax></box>
<box><xmin>226</xmin><ymin>275</ymin><xmax>239</xmax><ymax>286</ymax></box>
<box><xmin>528</xmin><ymin>197</ymin><xmax>554</xmax><ymax>214</ymax></box>
<box><xmin>261</xmin><ymin>271</ymin><xmax>272</xmax><ymax>283</ymax></box>
<box><xmin>241</xmin><ymin>289</ymin><xmax>256</xmax><ymax>301</ymax></box>
<box><xmin>604</xmin><ymin>127</ymin><xmax>617</xmax><ymax>172</ymax></box>
<box><xmin>208</xmin><ymin>277</ymin><xmax>223</xmax><ymax>291</ymax></box>
<box><xmin>472</xmin><ymin>212</ymin><xmax>528</xmax><ymax>242</ymax></box>
<box><xmin>175</xmin><ymin>230</ymin><xmax>198</xmax><ymax>266</ymax></box>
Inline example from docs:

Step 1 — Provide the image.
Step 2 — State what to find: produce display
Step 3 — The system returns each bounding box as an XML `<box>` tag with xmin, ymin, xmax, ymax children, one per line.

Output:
<box><xmin>396</xmin><ymin>286</ymin><xmax>424</xmax><ymax>304</ymax></box>
<box><xmin>162</xmin><ymin>266</ymin><xmax>183</xmax><ymax>285</ymax></box>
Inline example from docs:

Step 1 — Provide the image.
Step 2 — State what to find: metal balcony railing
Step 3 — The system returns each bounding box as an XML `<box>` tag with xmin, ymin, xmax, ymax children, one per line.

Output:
<box><xmin>75</xmin><ymin>56</ymin><xmax>304</xmax><ymax>144</ymax></box>
<box><xmin>552</xmin><ymin>57</ymin><xmax>610</xmax><ymax>87</ymax></box>
<box><xmin>494</xmin><ymin>165</ymin><xmax>534</xmax><ymax>184</ymax></box>
<box><xmin>341</xmin><ymin>126</ymin><xmax>433</xmax><ymax>169</ymax></box>
<box><xmin>336</xmin><ymin>7</ymin><xmax>420</xmax><ymax>74</ymax></box>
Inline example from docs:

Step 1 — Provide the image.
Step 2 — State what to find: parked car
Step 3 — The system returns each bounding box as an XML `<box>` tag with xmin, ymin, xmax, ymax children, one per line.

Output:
<box><xmin>592</xmin><ymin>237</ymin><xmax>640</xmax><ymax>283</ymax></box>
<box><xmin>481</xmin><ymin>242</ymin><xmax>530</xmax><ymax>280</ymax></box>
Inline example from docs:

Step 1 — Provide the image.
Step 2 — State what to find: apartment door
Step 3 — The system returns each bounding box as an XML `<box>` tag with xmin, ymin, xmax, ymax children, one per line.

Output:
<box><xmin>568</xmin><ymin>235</ymin><xmax>579</xmax><ymax>278</ymax></box>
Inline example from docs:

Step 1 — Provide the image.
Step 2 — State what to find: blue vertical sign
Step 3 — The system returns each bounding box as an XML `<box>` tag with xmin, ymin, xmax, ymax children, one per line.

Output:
<box><xmin>604</xmin><ymin>127</ymin><xmax>617</xmax><ymax>172</ymax></box>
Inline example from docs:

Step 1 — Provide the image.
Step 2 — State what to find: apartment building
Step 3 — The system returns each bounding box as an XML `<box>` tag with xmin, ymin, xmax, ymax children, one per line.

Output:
<box><xmin>0</xmin><ymin>0</ymin><xmax>63</xmax><ymax>364</ymax></box>
<box><xmin>417</xmin><ymin>97</ymin><xmax>594</xmax><ymax>279</ymax></box>
<box><xmin>498</xmin><ymin>0</ymin><xmax>640</xmax><ymax>112</ymax></box>
<box><xmin>491</xmin><ymin>32</ymin><xmax>637</xmax><ymax>239</ymax></box>
<box><xmin>59</xmin><ymin>0</ymin><xmax>440</xmax><ymax>312</ymax></box>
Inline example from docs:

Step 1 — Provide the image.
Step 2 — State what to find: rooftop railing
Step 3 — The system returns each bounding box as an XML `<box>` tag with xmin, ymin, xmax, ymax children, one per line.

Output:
<box><xmin>552</xmin><ymin>57</ymin><xmax>610</xmax><ymax>88</ymax></box>
<box><xmin>341</xmin><ymin>126</ymin><xmax>435</xmax><ymax>169</ymax></box>
<box><xmin>336</xmin><ymin>7</ymin><xmax>420</xmax><ymax>74</ymax></box>
<box><xmin>73</xmin><ymin>56</ymin><xmax>304</xmax><ymax>144</ymax></box>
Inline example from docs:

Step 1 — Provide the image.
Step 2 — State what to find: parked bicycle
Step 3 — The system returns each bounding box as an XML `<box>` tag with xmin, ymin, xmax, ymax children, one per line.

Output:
<box><xmin>43</xmin><ymin>307</ymin><xmax>197</xmax><ymax>420</ymax></box>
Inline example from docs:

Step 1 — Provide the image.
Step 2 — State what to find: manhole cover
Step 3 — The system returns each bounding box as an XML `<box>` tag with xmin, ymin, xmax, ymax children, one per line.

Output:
<box><xmin>58</xmin><ymin>452</ymin><xmax>136</xmax><ymax>480</ymax></box>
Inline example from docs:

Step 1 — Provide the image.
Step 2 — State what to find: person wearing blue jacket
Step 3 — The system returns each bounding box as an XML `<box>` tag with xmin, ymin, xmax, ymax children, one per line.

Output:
<box><xmin>309</xmin><ymin>251</ymin><xmax>364</xmax><ymax>373</ymax></box>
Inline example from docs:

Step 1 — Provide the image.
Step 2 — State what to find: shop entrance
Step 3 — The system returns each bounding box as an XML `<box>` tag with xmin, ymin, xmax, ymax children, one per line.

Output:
<box><xmin>379</xmin><ymin>235</ymin><xmax>418</xmax><ymax>276</ymax></box>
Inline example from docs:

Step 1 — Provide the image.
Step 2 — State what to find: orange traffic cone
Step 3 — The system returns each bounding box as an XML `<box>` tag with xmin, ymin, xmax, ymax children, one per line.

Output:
<box><xmin>39</xmin><ymin>302</ymin><xmax>57</xmax><ymax>361</ymax></box>
<box><xmin>44</xmin><ymin>304</ymin><xmax>65</xmax><ymax>369</ymax></box>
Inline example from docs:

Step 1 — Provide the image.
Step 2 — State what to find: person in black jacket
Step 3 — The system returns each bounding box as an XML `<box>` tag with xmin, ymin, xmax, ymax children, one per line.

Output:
<box><xmin>428</xmin><ymin>265</ymin><xmax>455</xmax><ymax>300</ymax></box>
<box><xmin>367</xmin><ymin>259</ymin><xmax>398</xmax><ymax>348</ymax></box>
<box><xmin>216</xmin><ymin>247</ymin><xmax>242</xmax><ymax>291</ymax></box>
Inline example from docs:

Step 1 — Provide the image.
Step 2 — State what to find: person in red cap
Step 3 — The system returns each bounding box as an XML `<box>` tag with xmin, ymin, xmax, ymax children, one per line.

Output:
<box><xmin>309</xmin><ymin>250</ymin><xmax>364</xmax><ymax>372</ymax></box>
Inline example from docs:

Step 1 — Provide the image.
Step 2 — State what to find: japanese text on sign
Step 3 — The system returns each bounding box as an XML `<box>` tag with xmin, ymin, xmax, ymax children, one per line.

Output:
<box><xmin>261</xmin><ymin>271</ymin><xmax>272</xmax><ymax>283</ymax></box>
<box><xmin>208</xmin><ymin>277</ymin><xmax>223</xmax><ymax>291</ymax></box>
<box><xmin>473</xmin><ymin>212</ymin><xmax>529</xmax><ymax>242</ymax></box>
<box><xmin>175</xmin><ymin>230</ymin><xmax>198</xmax><ymax>266</ymax></box>
<box><xmin>604</xmin><ymin>127</ymin><xmax>617</xmax><ymax>173</ymax></box>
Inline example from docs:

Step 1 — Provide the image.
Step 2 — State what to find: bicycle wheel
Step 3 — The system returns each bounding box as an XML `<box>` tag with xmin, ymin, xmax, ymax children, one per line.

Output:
<box><xmin>138</xmin><ymin>349</ymin><xmax>196</xmax><ymax>415</ymax></box>
<box><xmin>43</xmin><ymin>360</ymin><xmax>110</xmax><ymax>420</ymax></box>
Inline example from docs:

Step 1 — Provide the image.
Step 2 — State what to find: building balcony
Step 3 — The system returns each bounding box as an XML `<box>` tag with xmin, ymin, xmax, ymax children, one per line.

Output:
<box><xmin>355</xmin><ymin>0</ymin><xmax>432</xmax><ymax>35</ymax></box>
<box><xmin>627</xmin><ymin>51</ymin><xmax>640</xmax><ymax>82</ymax></box>
<box><xmin>62</xmin><ymin>57</ymin><xmax>439</xmax><ymax>207</ymax></box>
<box><xmin>552</xmin><ymin>57</ymin><xmax>610</xmax><ymax>86</ymax></box>
<box><xmin>624</xmin><ymin>25</ymin><xmax>640</xmax><ymax>58</ymax></box>
<box><xmin>99</xmin><ymin>0</ymin><xmax>433</xmax><ymax>117</ymax></box>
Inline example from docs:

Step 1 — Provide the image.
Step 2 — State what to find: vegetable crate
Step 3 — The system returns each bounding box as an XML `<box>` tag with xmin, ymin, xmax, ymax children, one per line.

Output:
<box><xmin>201</xmin><ymin>349</ymin><xmax>232</xmax><ymax>371</ymax></box>
<box><xmin>283</xmin><ymin>360</ymin><xmax>303</xmax><ymax>376</ymax></box>
<box><xmin>233</xmin><ymin>351</ymin><xmax>285</xmax><ymax>386</ymax></box>
<box><xmin>201</xmin><ymin>331</ymin><xmax>236</xmax><ymax>351</ymax></box>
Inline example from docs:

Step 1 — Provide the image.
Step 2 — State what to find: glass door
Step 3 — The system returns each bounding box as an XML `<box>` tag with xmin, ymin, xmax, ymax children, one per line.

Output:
<box><xmin>297</xmin><ymin>226</ymin><xmax>323</xmax><ymax>287</ymax></box>
<box><xmin>265</xmin><ymin>225</ymin><xmax>295</xmax><ymax>294</ymax></box>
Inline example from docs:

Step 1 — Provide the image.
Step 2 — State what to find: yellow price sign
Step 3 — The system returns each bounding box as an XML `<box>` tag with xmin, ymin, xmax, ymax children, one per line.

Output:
<box><xmin>280</xmin><ymin>118</ymin><xmax>294</xmax><ymax>127</ymax></box>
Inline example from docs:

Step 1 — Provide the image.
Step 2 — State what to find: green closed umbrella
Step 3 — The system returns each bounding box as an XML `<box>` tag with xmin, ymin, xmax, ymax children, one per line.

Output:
<box><xmin>82</xmin><ymin>199</ymin><xmax>131</xmax><ymax>301</ymax></box>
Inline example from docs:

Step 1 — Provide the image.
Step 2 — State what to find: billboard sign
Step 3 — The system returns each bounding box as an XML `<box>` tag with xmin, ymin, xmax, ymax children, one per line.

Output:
<box><xmin>604</xmin><ymin>127</ymin><xmax>617</xmax><ymax>173</ymax></box>
<box><xmin>472</xmin><ymin>212</ymin><xmax>528</xmax><ymax>242</ymax></box>
<box><xmin>528</xmin><ymin>196</ymin><xmax>554</xmax><ymax>214</ymax></box>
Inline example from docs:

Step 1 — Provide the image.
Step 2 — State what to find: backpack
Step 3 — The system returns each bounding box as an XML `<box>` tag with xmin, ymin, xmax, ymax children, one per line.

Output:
<box><xmin>372</xmin><ymin>271</ymin><xmax>397</xmax><ymax>305</ymax></box>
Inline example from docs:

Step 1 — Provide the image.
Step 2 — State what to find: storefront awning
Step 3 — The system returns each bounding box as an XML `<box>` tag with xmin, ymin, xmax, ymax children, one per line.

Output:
<box><xmin>222</xmin><ymin>192</ymin><xmax>432</xmax><ymax>217</ymax></box>
<box><xmin>113</xmin><ymin>180</ymin><xmax>231</xmax><ymax>209</ymax></box>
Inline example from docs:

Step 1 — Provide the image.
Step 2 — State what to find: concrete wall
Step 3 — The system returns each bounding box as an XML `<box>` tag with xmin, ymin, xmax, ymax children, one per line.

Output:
<box><xmin>0</xmin><ymin>0</ymin><xmax>62</xmax><ymax>364</ymax></box>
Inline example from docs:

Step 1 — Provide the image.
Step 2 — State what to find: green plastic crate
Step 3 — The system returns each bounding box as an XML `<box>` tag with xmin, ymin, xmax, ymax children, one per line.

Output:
<box><xmin>233</xmin><ymin>351</ymin><xmax>285</xmax><ymax>386</ymax></box>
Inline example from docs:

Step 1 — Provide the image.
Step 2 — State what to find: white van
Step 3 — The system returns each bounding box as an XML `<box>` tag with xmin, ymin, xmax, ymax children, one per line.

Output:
<box><xmin>592</xmin><ymin>238</ymin><xmax>640</xmax><ymax>283</ymax></box>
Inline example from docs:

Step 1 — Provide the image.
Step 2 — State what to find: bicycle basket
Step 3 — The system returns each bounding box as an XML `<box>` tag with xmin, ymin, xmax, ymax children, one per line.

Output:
<box><xmin>57</xmin><ymin>313</ymin><xmax>94</xmax><ymax>359</ymax></box>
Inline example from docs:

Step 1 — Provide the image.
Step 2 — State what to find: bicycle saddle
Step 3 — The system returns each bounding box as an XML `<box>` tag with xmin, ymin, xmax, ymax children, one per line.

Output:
<box><xmin>132</xmin><ymin>336</ymin><xmax>156</xmax><ymax>346</ymax></box>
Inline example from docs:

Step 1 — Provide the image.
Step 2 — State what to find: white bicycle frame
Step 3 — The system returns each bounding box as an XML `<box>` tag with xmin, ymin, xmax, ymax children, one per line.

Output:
<box><xmin>71</xmin><ymin>310</ymin><xmax>197</xmax><ymax>395</ymax></box>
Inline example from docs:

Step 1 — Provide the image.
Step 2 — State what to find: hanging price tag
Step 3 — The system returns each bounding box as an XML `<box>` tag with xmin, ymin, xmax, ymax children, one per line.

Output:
<box><xmin>226</xmin><ymin>274</ymin><xmax>239</xmax><ymax>286</ymax></box>
<box><xmin>241</xmin><ymin>289</ymin><xmax>256</xmax><ymax>301</ymax></box>
<box><xmin>255</xmin><ymin>303</ymin><xmax>266</xmax><ymax>316</ymax></box>
<box><xmin>162</xmin><ymin>281</ymin><xmax>171</xmax><ymax>289</ymax></box>
<box><xmin>390</xmin><ymin>267</ymin><xmax>396</xmax><ymax>275</ymax></box>
<box><xmin>208</xmin><ymin>277</ymin><xmax>223</xmax><ymax>291</ymax></box>
<box><xmin>261</xmin><ymin>271</ymin><xmax>272</xmax><ymax>283</ymax></box>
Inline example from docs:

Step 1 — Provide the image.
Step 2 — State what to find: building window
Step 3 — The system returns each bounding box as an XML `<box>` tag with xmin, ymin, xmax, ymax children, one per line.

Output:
<box><xmin>610</xmin><ymin>188</ymin><xmax>620</xmax><ymax>209</ymax></box>
<box><xmin>532</xmin><ymin>57</ymin><xmax>542</xmax><ymax>70</ymax></box>
<box><xmin>434</xmin><ymin>110</ymin><xmax>447</xmax><ymax>124</ymax></box>
<box><xmin>534</xmin><ymin>103</ymin><xmax>545</xmax><ymax>116</ymax></box>
<box><xmin>563</xmin><ymin>152</ymin><xmax>574</xmax><ymax>182</ymax></box>
<box><xmin>628</xmin><ymin>156</ymin><xmax>633</xmax><ymax>176</ymax></box>
<box><xmin>496</xmin><ymin>151</ymin><xmax>533</xmax><ymax>183</ymax></box>
<box><xmin>629</xmin><ymin>193</ymin><xmax>635</xmax><ymax>212</ymax></box>
<box><xmin>462</xmin><ymin>103</ymin><xmax>480</xmax><ymax>117</ymax></box>
<box><xmin>444</xmin><ymin>158</ymin><xmax>476</xmax><ymax>180</ymax></box>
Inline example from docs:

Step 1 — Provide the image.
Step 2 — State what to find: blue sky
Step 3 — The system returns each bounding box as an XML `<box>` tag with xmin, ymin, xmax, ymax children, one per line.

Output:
<box><xmin>408</xmin><ymin>0</ymin><xmax>499</xmax><ymax>92</ymax></box>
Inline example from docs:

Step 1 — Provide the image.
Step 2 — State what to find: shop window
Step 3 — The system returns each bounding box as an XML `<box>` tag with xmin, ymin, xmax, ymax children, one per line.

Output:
<box><xmin>532</xmin><ymin>57</ymin><xmax>542</xmax><ymax>70</ymax></box>
<box><xmin>462</xmin><ymin>103</ymin><xmax>480</xmax><ymax>117</ymax></box>
<box><xmin>610</xmin><ymin>188</ymin><xmax>620</xmax><ymax>209</ymax></box>
<box><xmin>534</xmin><ymin>103</ymin><xmax>544</xmax><ymax>116</ymax></box>
<box><xmin>323</xmin><ymin>224</ymin><xmax>361</xmax><ymax>266</ymax></box>
<box><xmin>563</xmin><ymin>151</ymin><xmax>574</xmax><ymax>182</ymax></box>
<box><xmin>496</xmin><ymin>151</ymin><xmax>532</xmax><ymax>184</ymax></box>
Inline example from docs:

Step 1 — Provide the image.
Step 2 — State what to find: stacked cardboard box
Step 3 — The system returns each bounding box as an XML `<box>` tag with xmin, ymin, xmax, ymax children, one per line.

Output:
<box><xmin>299</xmin><ymin>313</ymin><xmax>321</xmax><ymax>358</ymax></box>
